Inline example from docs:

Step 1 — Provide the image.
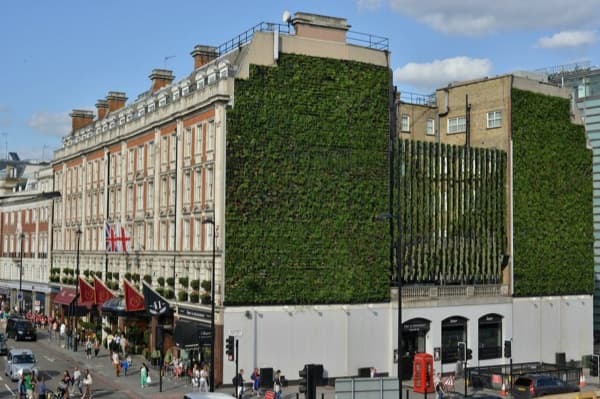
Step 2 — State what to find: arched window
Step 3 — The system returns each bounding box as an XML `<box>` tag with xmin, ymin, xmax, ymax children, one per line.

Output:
<box><xmin>478</xmin><ymin>313</ymin><xmax>503</xmax><ymax>360</ymax></box>
<box><xmin>441</xmin><ymin>316</ymin><xmax>468</xmax><ymax>364</ymax></box>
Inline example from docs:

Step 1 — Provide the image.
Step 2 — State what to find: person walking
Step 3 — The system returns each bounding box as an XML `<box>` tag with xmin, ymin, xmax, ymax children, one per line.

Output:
<box><xmin>140</xmin><ymin>363</ymin><xmax>149</xmax><ymax>388</ymax></box>
<box><xmin>199</xmin><ymin>364</ymin><xmax>209</xmax><ymax>392</ymax></box>
<box><xmin>233</xmin><ymin>368</ymin><xmax>244</xmax><ymax>399</ymax></box>
<box><xmin>73</xmin><ymin>366</ymin><xmax>83</xmax><ymax>396</ymax></box>
<box><xmin>434</xmin><ymin>373</ymin><xmax>445</xmax><ymax>399</ymax></box>
<box><xmin>112</xmin><ymin>351</ymin><xmax>121</xmax><ymax>377</ymax></box>
<box><xmin>82</xmin><ymin>369</ymin><xmax>93</xmax><ymax>399</ymax></box>
<box><xmin>36</xmin><ymin>375</ymin><xmax>47</xmax><ymax>399</ymax></box>
<box><xmin>93</xmin><ymin>338</ymin><xmax>100</xmax><ymax>358</ymax></box>
<box><xmin>85</xmin><ymin>337</ymin><xmax>93</xmax><ymax>359</ymax></box>
<box><xmin>274</xmin><ymin>370</ymin><xmax>284</xmax><ymax>399</ymax></box>
<box><xmin>250</xmin><ymin>368</ymin><xmax>260</xmax><ymax>396</ymax></box>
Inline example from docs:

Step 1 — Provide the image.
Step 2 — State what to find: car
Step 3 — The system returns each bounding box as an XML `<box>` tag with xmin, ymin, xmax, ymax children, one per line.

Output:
<box><xmin>6</xmin><ymin>317</ymin><xmax>37</xmax><ymax>341</ymax></box>
<box><xmin>4</xmin><ymin>348</ymin><xmax>38</xmax><ymax>381</ymax></box>
<box><xmin>0</xmin><ymin>332</ymin><xmax>8</xmax><ymax>355</ymax></box>
<box><xmin>511</xmin><ymin>374</ymin><xmax>580</xmax><ymax>398</ymax></box>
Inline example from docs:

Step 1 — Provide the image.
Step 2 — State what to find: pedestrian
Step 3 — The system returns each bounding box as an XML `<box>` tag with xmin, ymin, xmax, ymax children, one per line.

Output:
<box><xmin>121</xmin><ymin>356</ymin><xmax>129</xmax><ymax>376</ymax></box>
<box><xmin>274</xmin><ymin>370</ymin><xmax>284</xmax><ymax>399</ymax></box>
<box><xmin>36</xmin><ymin>375</ymin><xmax>47</xmax><ymax>399</ymax></box>
<box><xmin>17</xmin><ymin>373</ymin><xmax>26</xmax><ymax>399</ymax></box>
<box><xmin>140</xmin><ymin>363</ymin><xmax>149</xmax><ymax>388</ymax></box>
<box><xmin>82</xmin><ymin>369</ymin><xmax>93</xmax><ymax>399</ymax></box>
<box><xmin>73</xmin><ymin>366</ymin><xmax>83</xmax><ymax>395</ymax></box>
<box><xmin>24</xmin><ymin>371</ymin><xmax>34</xmax><ymax>399</ymax></box>
<box><xmin>199</xmin><ymin>364</ymin><xmax>209</xmax><ymax>392</ymax></box>
<box><xmin>85</xmin><ymin>337</ymin><xmax>92</xmax><ymax>359</ymax></box>
<box><xmin>66</xmin><ymin>325</ymin><xmax>72</xmax><ymax>350</ymax></box>
<box><xmin>434</xmin><ymin>373</ymin><xmax>444</xmax><ymax>399</ymax></box>
<box><xmin>233</xmin><ymin>368</ymin><xmax>244</xmax><ymax>399</ymax></box>
<box><xmin>250</xmin><ymin>367</ymin><xmax>260</xmax><ymax>396</ymax></box>
<box><xmin>93</xmin><ymin>337</ymin><xmax>100</xmax><ymax>358</ymax></box>
<box><xmin>60</xmin><ymin>370</ymin><xmax>72</xmax><ymax>399</ymax></box>
<box><xmin>112</xmin><ymin>351</ymin><xmax>121</xmax><ymax>377</ymax></box>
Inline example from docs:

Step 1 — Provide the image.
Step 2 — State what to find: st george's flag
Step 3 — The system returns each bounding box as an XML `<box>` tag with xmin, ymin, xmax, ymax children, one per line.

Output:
<box><xmin>78</xmin><ymin>276</ymin><xmax>96</xmax><ymax>306</ymax></box>
<box><xmin>124</xmin><ymin>279</ymin><xmax>145</xmax><ymax>312</ymax></box>
<box><xmin>93</xmin><ymin>276</ymin><xmax>115</xmax><ymax>306</ymax></box>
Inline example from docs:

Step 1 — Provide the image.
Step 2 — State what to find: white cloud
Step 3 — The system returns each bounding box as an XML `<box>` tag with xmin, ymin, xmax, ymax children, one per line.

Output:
<box><xmin>537</xmin><ymin>30</ymin><xmax>597</xmax><ymax>48</ymax></box>
<box><xmin>386</xmin><ymin>0</ymin><xmax>600</xmax><ymax>36</ymax></box>
<box><xmin>27</xmin><ymin>111</ymin><xmax>70</xmax><ymax>137</ymax></box>
<box><xmin>394</xmin><ymin>56</ymin><xmax>492</xmax><ymax>91</ymax></box>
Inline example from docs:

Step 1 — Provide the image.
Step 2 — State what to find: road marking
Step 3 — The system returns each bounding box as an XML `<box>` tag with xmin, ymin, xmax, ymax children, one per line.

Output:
<box><xmin>5</xmin><ymin>383</ymin><xmax>14</xmax><ymax>395</ymax></box>
<box><xmin>43</xmin><ymin>355</ymin><xmax>55</xmax><ymax>363</ymax></box>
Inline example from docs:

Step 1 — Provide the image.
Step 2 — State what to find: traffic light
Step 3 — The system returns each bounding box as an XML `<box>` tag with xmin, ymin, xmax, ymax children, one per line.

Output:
<box><xmin>591</xmin><ymin>355</ymin><xmax>599</xmax><ymax>377</ymax></box>
<box><xmin>457</xmin><ymin>345</ymin><xmax>465</xmax><ymax>361</ymax></box>
<box><xmin>466</xmin><ymin>348</ymin><xmax>472</xmax><ymax>361</ymax></box>
<box><xmin>226</xmin><ymin>335</ymin><xmax>235</xmax><ymax>361</ymax></box>
<box><xmin>299</xmin><ymin>366</ymin><xmax>308</xmax><ymax>394</ymax></box>
<box><xmin>504</xmin><ymin>340</ymin><xmax>512</xmax><ymax>358</ymax></box>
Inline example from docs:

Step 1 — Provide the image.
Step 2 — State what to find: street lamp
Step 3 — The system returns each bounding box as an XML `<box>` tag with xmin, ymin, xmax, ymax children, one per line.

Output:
<box><xmin>18</xmin><ymin>233</ymin><xmax>24</xmax><ymax>314</ymax></box>
<box><xmin>376</xmin><ymin>212</ymin><xmax>402</xmax><ymax>399</ymax></box>
<box><xmin>202</xmin><ymin>217</ymin><xmax>216</xmax><ymax>392</ymax></box>
<box><xmin>73</xmin><ymin>228</ymin><xmax>82</xmax><ymax>352</ymax></box>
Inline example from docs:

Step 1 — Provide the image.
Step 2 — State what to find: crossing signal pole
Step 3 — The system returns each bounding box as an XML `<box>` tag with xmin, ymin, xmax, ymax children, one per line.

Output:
<box><xmin>591</xmin><ymin>354</ymin><xmax>599</xmax><ymax>377</ymax></box>
<box><xmin>299</xmin><ymin>365</ymin><xmax>317</xmax><ymax>399</ymax></box>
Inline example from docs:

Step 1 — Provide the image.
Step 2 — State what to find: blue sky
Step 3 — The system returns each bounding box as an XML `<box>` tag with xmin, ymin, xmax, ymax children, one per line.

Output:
<box><xmin>0</xmin><ymin>0</ymin><xmax>598</xmax><ymax>160</ymax></box>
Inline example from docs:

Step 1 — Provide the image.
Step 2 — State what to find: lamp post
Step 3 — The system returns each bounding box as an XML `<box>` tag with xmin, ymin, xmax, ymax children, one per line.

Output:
<box><xmin>376</xmin><ymin>212</ymin><xmax>402</xmax><ymax>399</ymax></box>
<box><xmin>73</xmin><ymin>228</ymin><xmax>82</xmax><ymax>352</ymax></box>
<box><xmin>202</xmin><ymin>217</ymin><xmax>216</xmax><ymax>392</ymax></box>
<box><xmin>18</xmin><ymin>233</ymin><xmax>24</xmax><ymax>314</ymax></box>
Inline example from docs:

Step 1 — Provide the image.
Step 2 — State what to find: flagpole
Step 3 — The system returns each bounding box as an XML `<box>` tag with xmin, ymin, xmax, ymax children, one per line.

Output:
<box><xmin>74</xmin><ymin>228</ymin><xmax>82</xmax><ymax>353</ymax></box>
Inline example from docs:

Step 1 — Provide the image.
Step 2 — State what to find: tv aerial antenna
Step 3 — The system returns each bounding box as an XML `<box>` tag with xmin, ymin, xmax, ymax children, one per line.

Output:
<box><xmin>163</xmin><ymin>55</ymin><xmax>176</xmax><ymax>69</ymax></box>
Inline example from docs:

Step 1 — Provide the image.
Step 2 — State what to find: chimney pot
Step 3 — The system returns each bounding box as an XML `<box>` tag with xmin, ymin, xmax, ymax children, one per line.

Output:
<box><xmin>149</xmin><ymin>69</ymin><xmax>175</xmax><ymax>93</ymax></box>
<box><xmin>96</xmin><ymin>99</ymin><xmax>109</xmax><ymax>120</ymax></box>
<box><xmin>69</xmin><ymin>109</ymin><xmax>95</xmax><ymax>134</ymax></box>
<box><xmin>191</xmin><ymin>45</ymin><xmax>218</xmax><ymax>70</ymax></box>
<box><xmin>106</xmin><ymin>91</ymin><xmax>128</xmax><ymax>113</ymax></box>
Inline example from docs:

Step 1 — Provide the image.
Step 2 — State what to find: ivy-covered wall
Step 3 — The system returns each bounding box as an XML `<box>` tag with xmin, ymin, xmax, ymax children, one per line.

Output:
<box><xmin>398</xmin><ymin>140</ymin><xmax>507</xmax><ymax>284</ymax></box>
<box><xmin>512</xmin><ymin>88</ymin><xmax>593</xmax><ymax>296</ymax></box>
<box><xmin>225</xmin><ymin>53</ymin><xmax>390</xmax><ymax>305</ymax></box>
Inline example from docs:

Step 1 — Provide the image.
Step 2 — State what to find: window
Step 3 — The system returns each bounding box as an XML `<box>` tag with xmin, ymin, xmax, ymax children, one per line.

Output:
<box><xmin>160</xmin><ymin>222</ymin><xmax>167</xmax><ymax>251</ymax></box>
<box><xmin>136</xmin><ymin>184</ymin><xmax>143</xmax><ymax>212</ymax></box>
<box><xmin>207</xmin><ymin>120</ymin><xmax>215</xmax><ymax>152</ymax></box>
<box><xmin>169</xmin><ymin>221</ymin><xmax>175</xmax><ymax>250</ymax></box>
<box><xmin>158</xmin><ymin>96</ymin><xmax>167</xmax><ymax>107</ymax></box>
<box><xmin>183</xmin><ymin>220</ymin><xmax>190</xmax><ymax>251</ymax></box>
<box><xmin>160</xmin><ymin>178</ymin><xmax>167</xmax><ymax>208</ymax></box>
<box><xmin>486</xmin><ymin>111</ymin><xmax>502</xmax><ymax>129</ymax></box>
<box><xmin>137</xmin><ymin>106</ymin><xmax>145</xmax><ymax>118</ymax></box>
<box><xmin>184</xmin><ymin>173</ymin><xmax>191</xmax><ymax>204</ymax></box>
<box><xmin>169</xmin><ymin>176</ymin><xmax>176</xmax><ymax>207</ymax></box>
<box><xmin>478</xmin><ymin>314</ymin><xmax>502</xmax><ymax>360</ymax></box>
<box><xmin>181</xmin><ymin>86</ymin><xmax>189</xmax><ymax>96</ymax></box>
<box><xmin>161</xmin><ymin>136</ymin><xmax>168</xmax><ymax>164</ymax></box>
<box><xmin>137</xmin><ymin>146</ymin><xmax>144</xmax><ymax>172</ymax></box>
<box><xmin>128</xmin><ymin>149</ymin><xmax>135</xmax><ymax>175</ymax></box>
<box><xmin>147</xmin><ymin>182</ymin><xmax>154</xmax><ymax>210</ymax></box>
<box><xmin>400</xmin><ymin>115</ymin><xmax>410</xmax><ymax>132</ymax></box>
<box><xmin>146</xmin><ymin>223</ymin><xmax>154</xmax><ymax>250</ymax></box>
<box><xmin>148</xmin><ymin>141</ymin><xmax>155</xmax><ymax>171</ymax></box>
<box><xmin>172</xmin><ymin>88</ymin><xmax>180</xmax><ymax>101</ymax></box>
<box><xmin>147</xmin><ymin>101</ymin><xmax>156</xmax><ymax>113</ymax></box>
<box><xmin>441</xmin><ymin>316</ymin><xmax>467</xmax><ymax>364</ymax></box>
<box><xmin>127</xmin><ymin>186</ymin><xmax>133</xmax><ymax>212</ymax></box>
<box><xmin>195</xmin><ymin>124</ymin><xmax>203</xmax><ymax>156</ymax></box>
<box><xmin>426</xmin><ymin>119</ymin><xmax>435</xmax><ymax>136</ymax></box>
<box><xmin>170</xmin><ymin>135</ymin><xmax>177</xmax><ymax>164</ymax></box>
<box><xmin>195</xmin><ymin>170</ymin><xmax>202</xmax><ymax>204</ymax></box>
<box><xmin>447</xmin><ymin>116</ymin><xmax>466</xmax><ymax>134</ymax></box>
<box><xmin>184</xmin><ymin>128</ymin><xmax>191</xmax><ymax>158</ymax></box>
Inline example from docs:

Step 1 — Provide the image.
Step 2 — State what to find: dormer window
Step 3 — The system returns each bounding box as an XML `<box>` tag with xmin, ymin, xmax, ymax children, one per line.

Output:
<box><xmin>147</xmin><ymin>101</ymin><xmax>156</xmax><ymax>113</ymax></box>
<box><xmin>137</xmin><ymin>105</ymin><xmax>145</xmax><ymax>118</ymax></box>
<box><xmin>158</xmin><ymin>96</ymin><xmax>167</xmax><ymax>107</ymax></box>
<box><xmin>102</xmin><ymin>123</ymin><xmax>108</xmax><ymax>132</ymax></box>
<box><xmin>126</xmin><ymin>112</ymin><xmax>133</xmax><ymax>122</ymax></box>
<box><xmin>119</xmin><ymin>114</ymin><xmax>126</xmax><ymax>125</ymax></box>
<box><xmin>95</xmin><ymin>126</ymin><xmax>101</xmax><ymax>134</ymax></box>
<box><xmin>196</xmin><ymin>72</ymin><xmax>206</xmax><ymax>90</ymax></box>
<box><xmin>207</xmin><ymin>67</ymin><xmax>217</xmax><ymax>84</ymax></box>
<box><xmin>172</xmin><ymin>88</ymin><xmax>180</xmax><ymax>101</ymax></box>
<box><xmin>219</xmin><ymin>61</ymin><xmax>230</xmax><ymax>79</ymax></box>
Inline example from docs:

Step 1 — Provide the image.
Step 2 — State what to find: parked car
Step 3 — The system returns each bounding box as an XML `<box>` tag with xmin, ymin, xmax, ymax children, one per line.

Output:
<box><xmin>0</xmin><ymin>332</ymin><xmax>8</xmax><ymax>355</ymax></box>
<box><xmin>511</xmin><ymin>375</ymin><xmax>580</xmax><ymax>398</ymax></box>
<box><xmin>4</xmin><ymin>348</ymin><xmax>38</xmax><ymax>381</ymax></box>
<box><xmin>5</xmin><ymin>317</ymin><xmax>37</xmax><ymax>341</ymax></box>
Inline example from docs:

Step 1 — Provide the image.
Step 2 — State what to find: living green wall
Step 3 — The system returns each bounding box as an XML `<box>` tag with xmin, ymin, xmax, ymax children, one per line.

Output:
<box><xmin>225</xmin><ymin>53</ymin><xmax>390</xmax><ymax>305</ymax></box>
<box><xmin>512</xmin><ymin>88</ymin><xmax>593</xmax><ymax>296</ymax></box>
<box><xmin>398</xmin><ymin>140</ymin><xmax>506</xmax><ymax>284</ymax></box>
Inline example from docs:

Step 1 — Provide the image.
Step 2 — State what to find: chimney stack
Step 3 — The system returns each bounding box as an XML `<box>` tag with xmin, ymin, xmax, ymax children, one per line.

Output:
<box><xmin>96</xmin><ymin>99</ymin><xmax>109</xmax><ymax>120</ymax></box>
<box><xmin>191</xmin><ymin>45</ymin><xmax>219</xmax><ymax>70</ymax></box>
<box><xmin>106</xmin><ymin>91</ymin><xmax>128</xmax><ymax>113</ymax></box>
<box><xmin>292</xmin><ymin>12</ymin><xmax>350</xmax><ymax>43</ymax></box>
<box><xmin>149</xmin><ymin>69</ymin><xmax>175</xmax><ymax>93</ymax></box>
<box><xmin>69</xmin><ymin>109</ymin><xmax>95</xmax><ymax>134</ymax></box>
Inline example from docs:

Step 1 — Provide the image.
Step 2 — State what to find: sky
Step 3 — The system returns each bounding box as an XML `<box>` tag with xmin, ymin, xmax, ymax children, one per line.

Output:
<box><xmin>0</xmin><ymin>0</ymin><xmax>598</xmax><ymax>161</ymax></box>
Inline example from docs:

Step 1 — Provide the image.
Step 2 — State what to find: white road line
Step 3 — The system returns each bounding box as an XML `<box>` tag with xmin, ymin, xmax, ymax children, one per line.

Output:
<box><xmin>5</xmin><ymin>383</ymin><xmax>14</xmax><ymax>395</ymax></box>
<box><xmin>43</xmin><ymin>355</ymin><xmax>55</xmax><ymax>363</ymax></box>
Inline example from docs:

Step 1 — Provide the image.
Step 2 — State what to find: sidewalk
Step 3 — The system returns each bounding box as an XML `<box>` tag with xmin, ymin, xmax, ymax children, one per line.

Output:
<box><xmin>39</xmin><ymin>330</ymin><xmax>202</xmax><ymax>399</ymax></box>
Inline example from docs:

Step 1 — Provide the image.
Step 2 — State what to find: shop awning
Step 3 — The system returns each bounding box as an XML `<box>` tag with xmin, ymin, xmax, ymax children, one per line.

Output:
<box><xmin>101</xmin><ymin>297</ymin><xmax>145</xmax><ymax>317</ymax></box>
<box><xmin>53</xmin><ymin>287</ymin><xmax>76</xmax><ymax>305</ymax></box>
<box><xmin>174</xmin><ymin>319</ymin><xmax>212</xmax><ymax>350</ymax></box>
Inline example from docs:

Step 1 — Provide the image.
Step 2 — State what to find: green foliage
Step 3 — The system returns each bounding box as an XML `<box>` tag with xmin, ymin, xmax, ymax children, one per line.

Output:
<box><xmin>398</xmin><ymin>140</ymin><xmax>507</xmax><ymax>283</ymax></box>
<box><xmin>177</xmin><ymin>290</ymin><xmax>188</xmax><ymax>301</ymax></box>
<box><xmin>143</xmin><ymin>274</ymin><xmax>152</xmax><ymax>284</ymax></box>
<box><xmin>511</xmin><ymin>88</ymin><xmax>593</xmax><ymax>296</ymax></box>
<box><xmin>190</xmin><ymin>279</ymin><xmax>200</xmax><ymax>291</ymax></box>
<box><xmin>107</xmin><ymin>272</ymin><xmax>113</xmax><ymax>280</ymax></box>
<box><xmin>113</xmin><ymin>272</ymin><xmax>120</xmax><ymax>280</ymax></box>
<box><xmin>132</xmin><ymin>273</ymin><xmax>141</xmax><ymax>282</ymax></box>
<box><xmin>83</xmin><ymin>270</ymin><xmax>90</xmax><ymax>277</ymax></box>
<box><xmin>94</xmin><ymin>271</ymin><xmax>102</xmax><ymax>279</ymax></box>
<box><xmin>178</xmin><ymin>277</ymin><xmax>189</xmax><ymax>288</ymax></box>
<box><xmin>225</xmin><ymin>53</ymin><xmax>390</xmax><ymax>305</ymax></box>
<box><xmin>190</xmin><ymin>291</ymin><xmax>200</xmax><ymax>303</ymax></box>
<box><xmin>166</xmin><ymin>277</ymin><xmax>175</xmax><ymax>287</ymax></box>
<box><xmin>157</xmin><ymin>276</ymin><xmax>165</xmax><ymax>287</ymax></box>
<box><xmin>125</xmin><ymin>272</ymin><xmax>132</xmax><ymax>281</ymax></box>
<box><xmin>200</xmin><ymin>280</ymin><xmax>211</xmax><ymax>293</ymax></box>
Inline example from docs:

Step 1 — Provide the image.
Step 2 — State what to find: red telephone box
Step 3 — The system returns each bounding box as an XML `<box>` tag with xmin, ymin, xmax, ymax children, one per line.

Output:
<box><xmin>412</xmin><ymin>352</ymin><xmax>434</xmax><ymax>394</ymax></box>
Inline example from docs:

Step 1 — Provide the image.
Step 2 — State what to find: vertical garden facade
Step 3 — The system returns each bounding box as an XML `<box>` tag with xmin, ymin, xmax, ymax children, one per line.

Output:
<box><xmin>225</xmin><ymin>53</ymin><xmax>391</xmax><ymax>305</ymax></box>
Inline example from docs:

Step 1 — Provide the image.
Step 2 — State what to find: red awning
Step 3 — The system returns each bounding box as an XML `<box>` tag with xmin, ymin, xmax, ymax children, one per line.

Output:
<box><xmin>53</xmin><ymin>287</ymin><xmax>76</xmax><ymax>305</ymax></box>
